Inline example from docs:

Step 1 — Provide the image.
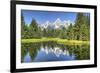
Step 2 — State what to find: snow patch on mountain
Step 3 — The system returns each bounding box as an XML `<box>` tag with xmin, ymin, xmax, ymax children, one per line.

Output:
<box><xmin>39</xmin><ymin>18</ymin><xmax>74</xmax><ymax>29</ymax></box>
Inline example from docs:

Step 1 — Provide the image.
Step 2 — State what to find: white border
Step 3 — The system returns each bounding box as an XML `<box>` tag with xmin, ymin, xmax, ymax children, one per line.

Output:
<box><xmin>16</xmin><ymin>4</ymin><xmax>94</xmax><ymax>69</ymax></box>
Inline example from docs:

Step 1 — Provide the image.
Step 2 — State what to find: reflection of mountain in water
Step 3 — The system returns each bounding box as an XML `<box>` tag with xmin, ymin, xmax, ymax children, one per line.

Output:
<box><xmin>21</xmin><ymin>42</ymin><xmax>90</xmax><ymax>63</ymax></box>
<box><xmin>23</xmin><ymin>46</ymin><xmax>76</xmax><ymax>62</ymax></box>
<box><xmin>32</xmin><ymin>46</ymin><xmax>76</xmax><ymax>62</ymax></box>
<box><xmin>41</xmin><ymin>47</ymin><xmax>70</xmax><ymax>57</ymax></box>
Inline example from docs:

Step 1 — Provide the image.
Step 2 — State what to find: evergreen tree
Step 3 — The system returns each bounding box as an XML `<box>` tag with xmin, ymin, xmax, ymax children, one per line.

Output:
<box><xmin>21</xmin><ymin>12</ymin><xmax>29</xmax><ymax>39</ymax></box>
<box><xmin>21</xmin><ymin>13</ymin><xmax>90</xmax><ymax>41</ymax></box>
<box><xmin>73</xmin><ymin>13</ymin><xmax>90</xmax><ymax>40</ymax></box>
<box><xmin>29</xmin><ymin>19</ymin><xmax>42</xmax><ymax>38</ymax></box>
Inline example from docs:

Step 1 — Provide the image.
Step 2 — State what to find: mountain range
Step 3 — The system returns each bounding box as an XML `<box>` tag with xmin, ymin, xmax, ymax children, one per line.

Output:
<box><xmin>38</xmin><ymin>18</ymin><xmax>74</xmax><ymax>30</ymax></box>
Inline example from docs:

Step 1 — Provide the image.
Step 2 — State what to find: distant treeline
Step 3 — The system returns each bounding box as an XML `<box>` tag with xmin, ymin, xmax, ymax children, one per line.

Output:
<box><xmin>21</xmin><ymin>13</ymin><xmax>90</xmax><ymax>41</ymax></box>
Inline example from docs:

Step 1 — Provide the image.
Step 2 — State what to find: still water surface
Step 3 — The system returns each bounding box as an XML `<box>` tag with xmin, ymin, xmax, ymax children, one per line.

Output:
<box><xmin>21</xmin><ymin>42</ymin><xmax>90</xmax><ymax>63</ymax></box>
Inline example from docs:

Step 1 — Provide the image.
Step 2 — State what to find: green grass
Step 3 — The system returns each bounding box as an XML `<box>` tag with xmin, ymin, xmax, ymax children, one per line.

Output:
<box><xmin>21</xmin><ymin>38</ymin><xmax>89</xmax><ymax>45</ymax></box>
<box><xmin>57</xmin><ymin>39</ymin><xmax>89</xmax><ymax>45</ymax></box>
<box><xmin>21</xmin><ymin>38</ymin><xmax>58</xmax><ymax>43</ymax></box>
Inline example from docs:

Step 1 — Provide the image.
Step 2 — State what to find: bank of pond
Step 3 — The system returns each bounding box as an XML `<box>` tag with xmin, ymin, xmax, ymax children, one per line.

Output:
<box><xmin>21</xmin><ymin>38</ymin><xmax>89</xmax><ymax>45</ymax></box>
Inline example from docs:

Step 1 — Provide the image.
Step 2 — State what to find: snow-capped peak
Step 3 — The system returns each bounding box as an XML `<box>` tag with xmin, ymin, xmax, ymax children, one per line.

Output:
<box><xmin>40</xmin><ymin>18</ymin><xmax>72</xmax><ymax>29</ymax></box>
<box><xmin>54</xmin><ymin>18</ymin><xmax>62</xmax><ymax>25</ymax></box>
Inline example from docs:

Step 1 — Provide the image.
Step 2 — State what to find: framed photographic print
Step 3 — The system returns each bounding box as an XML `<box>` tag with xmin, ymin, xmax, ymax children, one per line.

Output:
<box><xmin>11</xmin><ymin>0</ymin><xmax>97</xmax><ymax>72</ymax></box>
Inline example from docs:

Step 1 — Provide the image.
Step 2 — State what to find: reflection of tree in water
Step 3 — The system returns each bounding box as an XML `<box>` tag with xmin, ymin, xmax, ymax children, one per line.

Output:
<box><xmin>21</xmin><ymin>44</ymin><xmax>27</xmax><ymax>62</ymax></box>
<box><xmin>66</xmin><ymin>45</ymin><xmax>90</xmax><ymax>60</ymax></box>
<box><xmin>21</xmin><ymin>42</ymin><xmax>90</xmax><ymax>63</ymax></box>
<box><xmin>42</xmin><ymin>41</ymin><xmax>57</xmax><ymax>49</ymax></box>
<box><xmin>29</xmin><ymin>43</ymin><xmax>41</xmax><ymax>61</ymax></box>
<box><xmin>21</xmin><ymin>43</ymin><xmax>41</xmax><ymax>62</ymax></box>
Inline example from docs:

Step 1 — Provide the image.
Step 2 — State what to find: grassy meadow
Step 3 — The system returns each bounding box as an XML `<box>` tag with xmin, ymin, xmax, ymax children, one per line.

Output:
<box><xmin>21</xmin><ymin>38</ymin><xmax>89</xmax><ymax>45</ymax></box>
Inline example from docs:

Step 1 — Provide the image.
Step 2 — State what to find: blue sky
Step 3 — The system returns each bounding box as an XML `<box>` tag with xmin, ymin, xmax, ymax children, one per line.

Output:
<box><xmin>22</xmin><ymin>10</ymin><xmax>78</xmax><ymax>25</ymax></box>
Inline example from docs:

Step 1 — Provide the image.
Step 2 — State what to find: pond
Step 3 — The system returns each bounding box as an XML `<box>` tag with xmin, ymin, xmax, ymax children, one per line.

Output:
<box><xmin>21</xmin><ymin>41</ymin><xmax>90</xmax><ymax>63</ymax></box>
